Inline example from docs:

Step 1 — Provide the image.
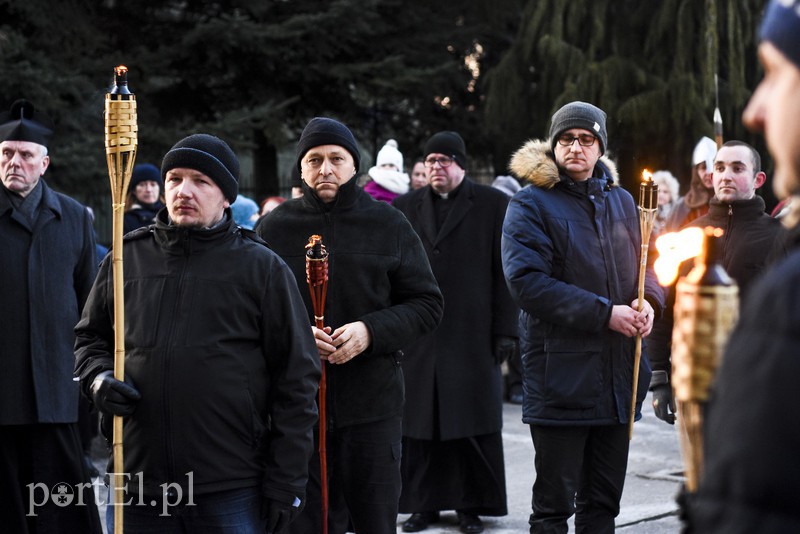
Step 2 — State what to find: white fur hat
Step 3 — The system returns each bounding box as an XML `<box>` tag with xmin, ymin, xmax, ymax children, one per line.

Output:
<box><xmin>376</xmin><ymin>139</ymin><xmax>404</xmax><ymax>171</ymax></box>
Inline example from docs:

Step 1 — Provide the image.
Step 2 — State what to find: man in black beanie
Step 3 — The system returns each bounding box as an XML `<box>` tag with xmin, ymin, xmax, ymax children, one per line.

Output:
<box><xmin>689</xmin><ymin>2</ymin><xmax>800</xmax><ymax>531</ymax></box>
<box><xmin>393</xmin><ymin>131</ymin><xmax>519</xmax><ymax>534</ymax></box>
<box><xmin>75</xmin><ymin>133</ymin><xmax>321</xmax><ymax>533</ymax></box>
<box><xmin>256</xmin><ymin>117</ymin><xmax>443</xmax><ymax>534</ymax></box>
<box><xmin>0</xmin><ymin>99</ymin><xmax>102</xmax><ymax>533</ymax></box>
<box><xmin>502</xmin><ymin>102</ymin><xmax>664</xmax><ymax>533</ymax></box>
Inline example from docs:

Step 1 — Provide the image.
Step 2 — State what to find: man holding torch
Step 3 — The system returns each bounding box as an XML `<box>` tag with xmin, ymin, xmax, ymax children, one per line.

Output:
<box><xmin>0</xmin><ymin>100</ymin><xmax>102</xmax><ymax>533</ymax></box>
<box><xmin>256</xmin><ymin>117</ymin><xmax>443</xmax><ymax>534</ymax></box>
<box><xmin>75</xmin><ymin>133</ymin><xmax>321</xmax><ymax>533</ymax></box>
<box><xmin>502</xmin><ymin>101</ymin><xmax>664</xmax><ymax>533</ymax></box>
<box><xmin>689</xmin><ymin>1</ymin><xmax>800</xmax><ymax>531</ymax></box>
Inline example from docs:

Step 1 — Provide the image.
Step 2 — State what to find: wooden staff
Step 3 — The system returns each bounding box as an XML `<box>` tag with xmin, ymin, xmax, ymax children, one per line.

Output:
<box><xmin>305</xmin><ymin>235</ymin><xmax>329</xmax><ymax>534</ymax></box>
<box><xmin>714</xmin><ymin>74</ymin><xmax>723</xmax><ymax>150</ymax></box>
<box><xmin>104</xmin><ymin>65</ymin><xmax>138</xmax><ymax>533</ymax></box>
<box><xmin>629</xmin><ymin>170</ymin><xmax>658</xmax><ymax>440</ymax></box>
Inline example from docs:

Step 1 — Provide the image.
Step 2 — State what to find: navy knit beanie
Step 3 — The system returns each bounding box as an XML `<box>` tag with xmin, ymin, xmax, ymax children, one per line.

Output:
<box><xmin>128</xmin><ymin>163</ymin><xmax>163</xmax><ymax>193</ymax></box>
<box><xmin>296</xmin><ymin>117</ymin><xmax>360</xmax><ymax>172</ymax></box>
<box><xmin>161</xmin><ymin>134</ymin><xmax>239</xmax><ymax>203</ymax></box>
<box><xmin>761</xmin><ymin>0</ymin><xmax>800</xmax><ymax>71</ymax></box>
<box><xmin>424</xmin><ymin>131</ymin><xmax>468</xmax><ymax>170</ymax></box>
<box><xmin>549</xmin><ymin>101</ymin><xmax>608</xmax><ymax>155</ymax></box>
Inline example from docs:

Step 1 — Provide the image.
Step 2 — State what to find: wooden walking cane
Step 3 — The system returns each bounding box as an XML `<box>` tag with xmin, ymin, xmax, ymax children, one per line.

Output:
<box><xmin>629</xmin><ymin>170</ymin><xmax>658</xmax><ymax>440</ymax></box>
<box><xmin>104</xmin><ymin>65</ymin><xmax>138</xmax><ymax>533</ymax></box>
<box><xmin>305</xmin><ymin>235</ymin><xmax>330</xmax><ymax>534</ymax></box>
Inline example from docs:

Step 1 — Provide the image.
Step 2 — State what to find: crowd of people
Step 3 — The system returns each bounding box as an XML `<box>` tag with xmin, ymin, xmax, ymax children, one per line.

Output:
<box><xmin>2</xmin><ymin>2</ymin><xmax>799</xmax><ymax>533</ymax></box>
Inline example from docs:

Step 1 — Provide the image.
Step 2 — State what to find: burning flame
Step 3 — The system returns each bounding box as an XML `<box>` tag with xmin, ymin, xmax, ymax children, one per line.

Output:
<box><xmin>654</xmin><ymin>227</ymin><xmax>705</xmax><ymax>285</ymax></box>
<box><xmin>642</xmin><ymin>169</ymin><xmax>653</xmax><ymax>182</ymax></box>
<box><xmin>115</xmin><ymin>65</ymin><xmax>128</xmax><ymax>76</ymax></box>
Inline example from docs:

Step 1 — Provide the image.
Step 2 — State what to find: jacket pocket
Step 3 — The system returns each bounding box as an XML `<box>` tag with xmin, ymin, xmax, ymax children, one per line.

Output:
<box><xmin>543</xmin><ymin>336</ymin><xmax>602</xmax><ymax>409</ymax></box>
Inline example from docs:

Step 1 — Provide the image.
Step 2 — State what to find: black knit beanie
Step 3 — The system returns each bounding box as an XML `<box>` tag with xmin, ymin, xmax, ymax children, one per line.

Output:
<box><xmin>161</xmin><ymin>134</ymin><xmax>239</xmax><ymax>203</ymax></box>
<box><xmin>296</xmin><ymin>117</ymin><xmax>361</xmax><ymax>172</ymax></box>
<box><xmin>128</xmin><ymin>163</ymin><xmax>163</xmax><ymax>193</ymax></box>
<box><xmin>424</xmin><ymin>131</ymin><xmax>468</xmax><ymax>170</ymax></box>
<box><xmin>761</xmin><ymin>0</ymin><xmax>800</xmax><ymax>71</ymax></box>
<box><xmin>549</xmin><ymin>101</ymin><xmax>608</xmax><ymax>155</ymax></box>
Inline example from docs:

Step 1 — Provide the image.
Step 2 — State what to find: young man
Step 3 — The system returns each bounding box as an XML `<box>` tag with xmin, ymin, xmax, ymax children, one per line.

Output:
<box><xmin>502</xmin><ymin>101</ymin><xmax>664</xmax><ymax>534</ymax></box>
<box><xmin>75</xmin><ymin>134</ymin><xmax>321</xmax><ymax>533</ymax></box>
<box><xmin>648</xmin><ymin>140</ymin><xmax>786</xmax><ymax>425</ymax></box>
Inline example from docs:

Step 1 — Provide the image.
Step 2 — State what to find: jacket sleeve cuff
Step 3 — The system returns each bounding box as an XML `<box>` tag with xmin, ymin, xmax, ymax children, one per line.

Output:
<box><xmin>649</xmin><ymin>370</ymin><xmax>670</xmax><ymax>390</ymax></box>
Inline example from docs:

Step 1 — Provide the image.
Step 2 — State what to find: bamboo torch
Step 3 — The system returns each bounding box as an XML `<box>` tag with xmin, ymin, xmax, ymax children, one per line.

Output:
<box><xmin>104</xmin><ymin>65</ymin><xmax>138</xmax><ymax>533</ymax></box>
<box><xmin>305</xmin><ymin>235</ymin><xmax>329</xmax><ymax>534</ymax></box>
<box><xmin>714</xmin><ymin>74</ymin><xmax>724</xmax><ymax>150</ymax></box>
<box><xmin>629</xmin><ymin>169</ymin><xmax>658</xmax><ymax>440</ymax></box>
<box><xmin>670</xmin><ymin>228</ymin><xmax>738</xmax><ymax>491</ymax></box>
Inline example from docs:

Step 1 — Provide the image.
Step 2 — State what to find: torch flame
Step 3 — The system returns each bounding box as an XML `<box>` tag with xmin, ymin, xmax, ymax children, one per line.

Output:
<box><xmin>115</xmin><ymin>65</ymin><xmax>128</xmax><ymax>76</ymax></box>
<box><xmin>653</xmin><ymin>227</ymin><xmax>705</xmax><ymax>285</ymax></box>
<box><xmin>642</xmin><ymin>169</ymin><xmax>653</xmax><ymax>182</ymax></box>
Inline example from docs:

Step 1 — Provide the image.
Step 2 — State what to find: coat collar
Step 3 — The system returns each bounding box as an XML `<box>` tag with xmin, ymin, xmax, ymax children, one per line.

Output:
<box><xmin>1</xmin><ymin>179</ymin><xmax>62</xmax><ymax>232</ymax></box>
<box><xmin>508</xmin><ymin>139</ymin><xmax>619</xmax><ymax>190</ymax></box>
<box><xmin>418</xmin><ymin>178</ymin><xmax>475</xmax><ymax>246</ymax></box>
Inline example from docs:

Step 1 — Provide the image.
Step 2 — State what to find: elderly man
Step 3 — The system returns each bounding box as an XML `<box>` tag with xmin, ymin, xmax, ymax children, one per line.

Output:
<box><xmin>0</xmin><ymin>100</ymin><xmax>101</xmax><ymax>533</ymax></box>
<box><xmin>502</xmin><ymin>101</ymin><xmax>664</xmax><ymax>534</ymax></box>
<box><xmin>75</xmin><ymin>133</ymin><xmax>321</xmax><ymax>533</ymax></box>
<box><xmin>256</xmin><ymin>117</ymin><xmax>443</xmax><ymax>534</ymax></box>
<box><xmin>689</xmin><ymin>2</ymin><xmax>800</xmax><ymax>531</ymax></box>
<box><xmin>393</xmin><ymin>131</ymin><xmax>518</xmax><ymax>534</ymax></box>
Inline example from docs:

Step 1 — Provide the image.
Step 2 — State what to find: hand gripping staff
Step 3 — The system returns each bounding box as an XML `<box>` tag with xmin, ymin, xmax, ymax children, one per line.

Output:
<box><xmin>305</xmin><ymin>235</ymin><xmax>329</xmax><ymax>534</ymax></box>
<box><xmin>104</xmin><ymin>65</ymin><xmax>138</xmax><ymax>533</ymax></box>
<box><xmin>629</xmin><ymin>170</ymin><xmax>658</xmax><ymax>440</ymax></box>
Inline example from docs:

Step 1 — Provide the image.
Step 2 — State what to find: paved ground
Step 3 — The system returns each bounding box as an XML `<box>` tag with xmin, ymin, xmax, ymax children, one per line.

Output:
<box><xmin>91</xmin><ymin>391</ymin><xmax>685</xmax><ymax>533</ymax></box>
<box><xmin>394</xmin><ymin>390</ymin><xmax>685</xmax><ymax>533</ymax></box>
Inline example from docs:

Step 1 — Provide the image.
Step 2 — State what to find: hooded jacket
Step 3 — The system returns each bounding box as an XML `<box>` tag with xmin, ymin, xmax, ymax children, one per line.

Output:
<box><xmin>74</xmin><ymin>210</ymin><xmax>321</xmax><ymax>502</ymax></box>
<box><xmin>501</xmin><ymin>140</ymin><xmax>664</xmax><ymax>425</ymax></box>
<box><xmin>256</xmin><ymin>177</ymin><xmax>443</xmax><ymax>430</ymax></box>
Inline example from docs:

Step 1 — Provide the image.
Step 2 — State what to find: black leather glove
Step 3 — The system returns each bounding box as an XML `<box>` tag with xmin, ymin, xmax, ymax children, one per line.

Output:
<box><xmin>90</xmin><ymin>370</ymin><xmax>141</xmax><ymax>416</ymax></box>
<box><xmin>493</xmin><ymin>336</ymin><xmax>518</xmax><ymax>365</ymax></box>
<box><xmin>262</xmin><ymin>497</ymin><xmax>299</xmax><ymax>534</ymax></box>
<box><xmin>650</xmin><ymin>370</ymin><xmax>676</xmax><ymax>425</ymax></box>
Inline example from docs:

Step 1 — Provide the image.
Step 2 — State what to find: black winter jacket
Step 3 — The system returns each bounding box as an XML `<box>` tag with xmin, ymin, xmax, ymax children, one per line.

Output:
<box><xmin>74</xmin><ymin>210</ymin><xmax>321</xmax><ymax>502</ymax></box>
<box><xmin>256</xmin><ymin>178</ymin><xmax>443</xmax><ymax>430</ymax></box>
<box><xmin>648</xmin><ymin>196</ymin><xmax>786</xmax><ymax>376</ymax></box>
<box><xmin>690</xmin><ymin>227</ymin><xmax>800</xmax><ymax>532</ymax></box>
<box><xmin>502</xmin><ymin>140</ymin><xmax>664</xmax><ymax>426</ymax></box>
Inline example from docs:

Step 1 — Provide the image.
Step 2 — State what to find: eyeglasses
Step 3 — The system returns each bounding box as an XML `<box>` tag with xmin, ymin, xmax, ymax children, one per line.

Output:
<box><xmin>424</xmin><ymin>156</ymin><xmax>455</xmax><ymax>168</ymax></box>
<box><xmin>556</xmin><ymin>133</ymin><xmax>597</xmax><ymax>147</ymax></box>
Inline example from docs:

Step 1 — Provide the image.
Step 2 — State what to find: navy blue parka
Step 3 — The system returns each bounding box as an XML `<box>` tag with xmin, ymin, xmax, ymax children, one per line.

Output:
<box><xmin>501</xmin><ymin>140</ymin><xmax>664</xmax><ymax>426</ymax></box>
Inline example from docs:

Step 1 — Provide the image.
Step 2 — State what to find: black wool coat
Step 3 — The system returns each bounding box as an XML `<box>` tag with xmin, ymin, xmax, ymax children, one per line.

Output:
<box><xmin>0</xmin><ymin>181</ymin><xmax>97</xmax><ymax>424</ymax></box>
<box><xmin>393</xmin><ymin>178</ymin><xmax>518</xmax><ymax>441</ymax></box>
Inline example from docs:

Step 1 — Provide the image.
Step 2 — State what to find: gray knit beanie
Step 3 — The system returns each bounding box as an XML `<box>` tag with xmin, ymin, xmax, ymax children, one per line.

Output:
<box><xmin>549</xmin><ymin>101</ymin><xmax>608</xmax><ymax>155</ymax></box>
<box><xmin>161</xmin><ymin>134</ymin><xmax>239</xmax><ymax>203</ymax></box>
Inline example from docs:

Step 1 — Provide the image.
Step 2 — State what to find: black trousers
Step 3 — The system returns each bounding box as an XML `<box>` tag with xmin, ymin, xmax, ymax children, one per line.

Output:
<box><xmin>528</xmin><ymin>423</ymin><xmax>629</xmax><ymax>534</ymax></box>
<box><xmin>0</xmin><ymin>423</ymin><xmax>102</xmax><ymax>534</ymax></box>
<box><xmin>289</xmin><ymin>415</ymin><xmax>402</xmax><ymax>534</ymax></box>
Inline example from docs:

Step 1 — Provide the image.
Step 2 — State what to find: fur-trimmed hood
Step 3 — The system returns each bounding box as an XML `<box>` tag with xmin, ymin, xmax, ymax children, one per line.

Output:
<box><xmin>508</xmin><ymin>139</ymin><xmax>619</xmax><ymax>189</ymax></box>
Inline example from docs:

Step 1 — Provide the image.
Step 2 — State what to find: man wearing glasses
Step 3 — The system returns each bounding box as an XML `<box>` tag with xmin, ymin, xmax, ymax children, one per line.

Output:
<box><xmin>501</xmin><ymin>102</ymin><xmax>663</xmax><ymax>533</ymax></box>
<box><xmin>393</xmin><ymin>131</ymin><xmax>519</xmax><ymax>534</ymax></box>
